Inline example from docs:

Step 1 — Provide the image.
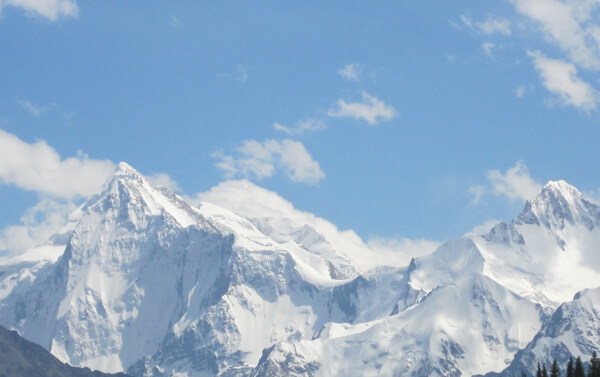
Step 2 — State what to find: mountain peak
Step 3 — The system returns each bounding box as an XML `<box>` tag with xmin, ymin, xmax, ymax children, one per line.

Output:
<box><xmin>114</xmin><ymin>161</ymin><xmax>143</xmax><ymax>180</ymax></box>
<box><xmin>539</xmin><ymin>180</ymin><xmax>581</xmax><ymax>200</ymax></box>
<box><xmin>517</xmin><ymin>180</ymin><xmax>599</xmax><ymax>230</ymax></box>
<box><xmin>531</xmin><ymin>180</ymin><xmax>583</xmax><ymax>213</ymax></box>
<box><xmin>83</xmin><ymin>161</ymin><xmax>202</xmax><ymax>230</ymax></box>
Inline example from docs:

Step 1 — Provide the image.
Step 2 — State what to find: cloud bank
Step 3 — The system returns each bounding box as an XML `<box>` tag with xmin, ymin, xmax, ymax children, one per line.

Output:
<box><xmin>190</xmin><ymin>179</ymin><xmax>440</xmax><ymax>270</ymax></box>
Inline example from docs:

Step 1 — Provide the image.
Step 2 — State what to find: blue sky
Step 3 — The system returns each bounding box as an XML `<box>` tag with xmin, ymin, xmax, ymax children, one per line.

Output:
<box><xmin>1</xmin><ymin>0</ymin><xmax>600</xmax><ymax>255</ymax></box>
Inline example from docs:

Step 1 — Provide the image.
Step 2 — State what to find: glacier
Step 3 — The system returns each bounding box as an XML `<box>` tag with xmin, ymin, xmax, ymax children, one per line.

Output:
<box><xmin>0</xmin><ymin>163</ymin><xmax>599</xmax><ymax>376</ymax></box>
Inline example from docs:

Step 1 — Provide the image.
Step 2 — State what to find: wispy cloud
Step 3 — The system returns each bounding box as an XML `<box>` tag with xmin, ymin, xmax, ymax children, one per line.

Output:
<box><xmin>468</xmin><ymin>185</ymin><xmax>486</xmax><ymax>205</ymax></box>
<box><xmin>338</xmin><ymin>63</ymin><xmax>363</xmax><ymax>81</ymax></box>
<box><xmin>460</xmin><ymin>14</ymin><xmax>512</xmax><ymax>35</ymax></box>
<box><xmin>470</xmin><ymin>219</ymin><xmax>501</xmax><ymax>235</ymax></box>
<box><xmin>327</xmin><ymin>92</ymin><xmax>397</xmax><ymax>125</ymax></box>
<box><xmin>477</xmin><ymin>15</ymin><xmax>512</xmax><ymax>35</ymax></box>
<box><xmin>460</xmin><ymin>15</ymin><xmax>474</xmax><ymax>28</ymax></box>
<box><xmin>1</xmin><ymin>0</ymin><xmax>78</xmax><ymax>21</ymax></box>
<box><xmin>18</xmin><ymin>100</ymin><xmax>47</xmax><ymax>116</ymax></box>
<box><xmin>17</xmin><ymin>100</ymin><xmax>73</xmax><ymax>118</ymax></box>
<box><xmin>482</xmin><ymin>42</ymin><xmax>496</xmax><ymax>58</ymax></box>
<box><xmin>469</xmin><ymin>161</ymin><xmax>542</xmax><ymax>204</ymax></box>
<box><xmin>273</xmin><ymin>118</ymin><xmax>326</xmax><ymax>135</ymax></box>
<box><xmin>514</xmin><ymin>85</ymin><xmax>527</xmax><ymax>98</ymax></box>
<box><xmin>487</xmin><ymin>161</ymin><xmax>541</xmax><ymax>200</ymax></box>
<box><xmin>528</xmin><ymin>50</ymin><xmax>599</xmax><ymax>110</ymax></box>
<box><xmin>213</xmin><ymin>139</ymin><xmax>325</xmax><ymax>184</ymax></box>
<box><xmin>366</xmin><ymin>237</ymin><xmax>441</xmax><ymax>265</ymax></box>
<box><xmin>148</xmin><ymin>172</ymin><xmax>181</xmax><ymax>192</ymax></box>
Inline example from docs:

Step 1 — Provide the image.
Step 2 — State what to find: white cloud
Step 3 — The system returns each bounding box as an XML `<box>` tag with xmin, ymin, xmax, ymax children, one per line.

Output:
<box><xmin>273</xmin><ymin>118</ymin><xmax>326</xmax><ymax>135</ymax></box>
<box><xmin>449</xmin><ymin>20</ymin><xmax>462</xmax><ymax>30</ymax></box>
<box><xmin>327</xmin><ymin>92</ymin><xmax>397</xmax><ymax>125</ymax></box>
<box><xmin>469</xmin><ymin>185</ymin><xmax>486</xmax><ymax>205</ymax></box>
<box><xmin>460</xmin><ymin>14</ymin><xmax>474</xmax><ymax>28</ymax></box>
<box><xmin>0</xmin><ymin>198</ymin><xmax>75</xmax><ymax>255</ymax></box>
<box><xmin>17</xmin><ymin>100</ymin><xmax>73</xmax><ymax>118</ymax></box>
<box><xmin>477</xmin><ymin>16</ymin><xmax>512</xmax><ymax>35</ymax></box>
<box><xmin>470</xmin><ymin>219</ymin><xmax>501</xmax><ymax>235</ymax></box>
<box><xmin>486</xmin><ymin>160</ymin><xmax>542</xmax><ymax>201</ymax></box>
<box><xmin>482</xmin><ymin>42</ymin><xmax>496</xmax><ymax>58</ymax></box>
<box><xmin>514</xmin><ymin>85</ymin><xmax>527</xmax><ymax>98</ymax></box>
<box><xmin>510</xmin><ymin>0</ymin><xmax>600</xmax><ymax>70</ymax></box>
<box><xmin>148</xmin><ymin>172</ymin><xmax>181</xmax><ymax>192</ymax></box>
<box><xmin>528</xmin><ymin>50</ymin><xmax>599</xmax><ymax>110</ymax></box>
<box><xmin>189</xmin><ymin>179</ymin><xmax>440</xmax><ymax>270</ymax></box>
<box><xmin>213</xmin><ymin>139</ymin><xmax>325</xmax><ymax>184</ymax></box>
<box><xmin>0</xmin><ymin>129</ymin><xmax>115</xmax><ymax>199</ymax></box>
<box><xmin>338</xmin><ymin>63</ymin><xmax>363</xmax><ymax>81</ymax></box>
<box><xmin>470</xmin><ymin>161</ymin><xmax>542</xmax><ymax>204</ymax></box>
<box><xmin>18</xmin><ymin>100</ymin><xmax>46</xmax><ymax>116</ymax></box>
<box><xmin>366</xmin><ymin>237</ymin><xmax>441</xmax><ymax>265</ymax></box>
<box><xmin>212</xmin><ymin>152</ymin><xmax>240</xmax><ymax>178</ymax></box>
<box><xmin>1</xmin><ymin>0</ymin><xmax>78</xmax><ymax>21</ymax></box>
<box><xmin>190</xmin><ymin>179</ymin><xmax>306</xmax><ymax>220</ymax></box>
<box><xmin>460</xmin><ymin>14</ymin><xmax>512</xmax><ymax>35</ymax></box>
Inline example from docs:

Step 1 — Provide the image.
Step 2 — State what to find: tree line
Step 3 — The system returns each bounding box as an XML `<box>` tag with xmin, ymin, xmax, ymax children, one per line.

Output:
<box><xmin>524</xmin><ymin>352</ymin><xmax>600</xmax><ymax>377</ymax></box>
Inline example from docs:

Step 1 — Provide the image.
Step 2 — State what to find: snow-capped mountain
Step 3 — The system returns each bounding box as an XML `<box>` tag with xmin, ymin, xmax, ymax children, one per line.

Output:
<box><xmin>409</xmin><ymin>180</ymin><xmax>600</xmax><ymax>308</ymax></box>
<box><xmin>0</xmin><ymin>163</ymin><xmax>374</xmax><ymax>376</ymax></box>
<box><xmin>254</xmin><ymin>273</ymin><xmax>545</xmax><ymax>377</ymax></box>
<box><xmin>486</xmin><ymin>287</ymin><xmax>600</xmax><ymax>377</ymax></box>
<box><xmin>1</xmin><ymin>163</ymin><xmax>599</xmax><ymax>377</ymax></box>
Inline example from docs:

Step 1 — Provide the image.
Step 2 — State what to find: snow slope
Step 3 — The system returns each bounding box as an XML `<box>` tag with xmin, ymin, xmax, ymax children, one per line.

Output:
<box><xmin>254</xmin><ymin>273</ymin><xmax>545</xmax><ymax>377</ymax></box>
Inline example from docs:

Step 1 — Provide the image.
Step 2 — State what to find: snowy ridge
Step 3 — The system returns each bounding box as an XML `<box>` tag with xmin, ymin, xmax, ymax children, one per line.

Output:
<box><xmin>1</xmin><ymin>166</ymin><xmax>600</xmax><ymax>377</ymax></box>
<box><xmin>485</xmin><ymin>287</ymin><xmax>600</xmax><ymax>377</ymax></box>
<box><xmin>254</xmin><ymin>273</ymin><xmax>545</xmax><ymax>377</ymax></box>
<box><xmin>406</xmin><ymin>181</ymin><xmax>600</xmax><ymax>309</ymax></box>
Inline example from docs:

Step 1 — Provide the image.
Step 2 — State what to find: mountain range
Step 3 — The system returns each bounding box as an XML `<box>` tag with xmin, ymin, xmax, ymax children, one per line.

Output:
<box><xmin>0</xmin><ymin>162</ymin><xmax>599</xmax><ymax>376</ymax></box>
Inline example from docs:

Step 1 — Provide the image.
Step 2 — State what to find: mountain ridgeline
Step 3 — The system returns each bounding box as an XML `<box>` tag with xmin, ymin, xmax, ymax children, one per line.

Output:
<box><xmin>1</xmin><ymin>163</ymin><xmax>600</xmax><ymax>377</ymax></box>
